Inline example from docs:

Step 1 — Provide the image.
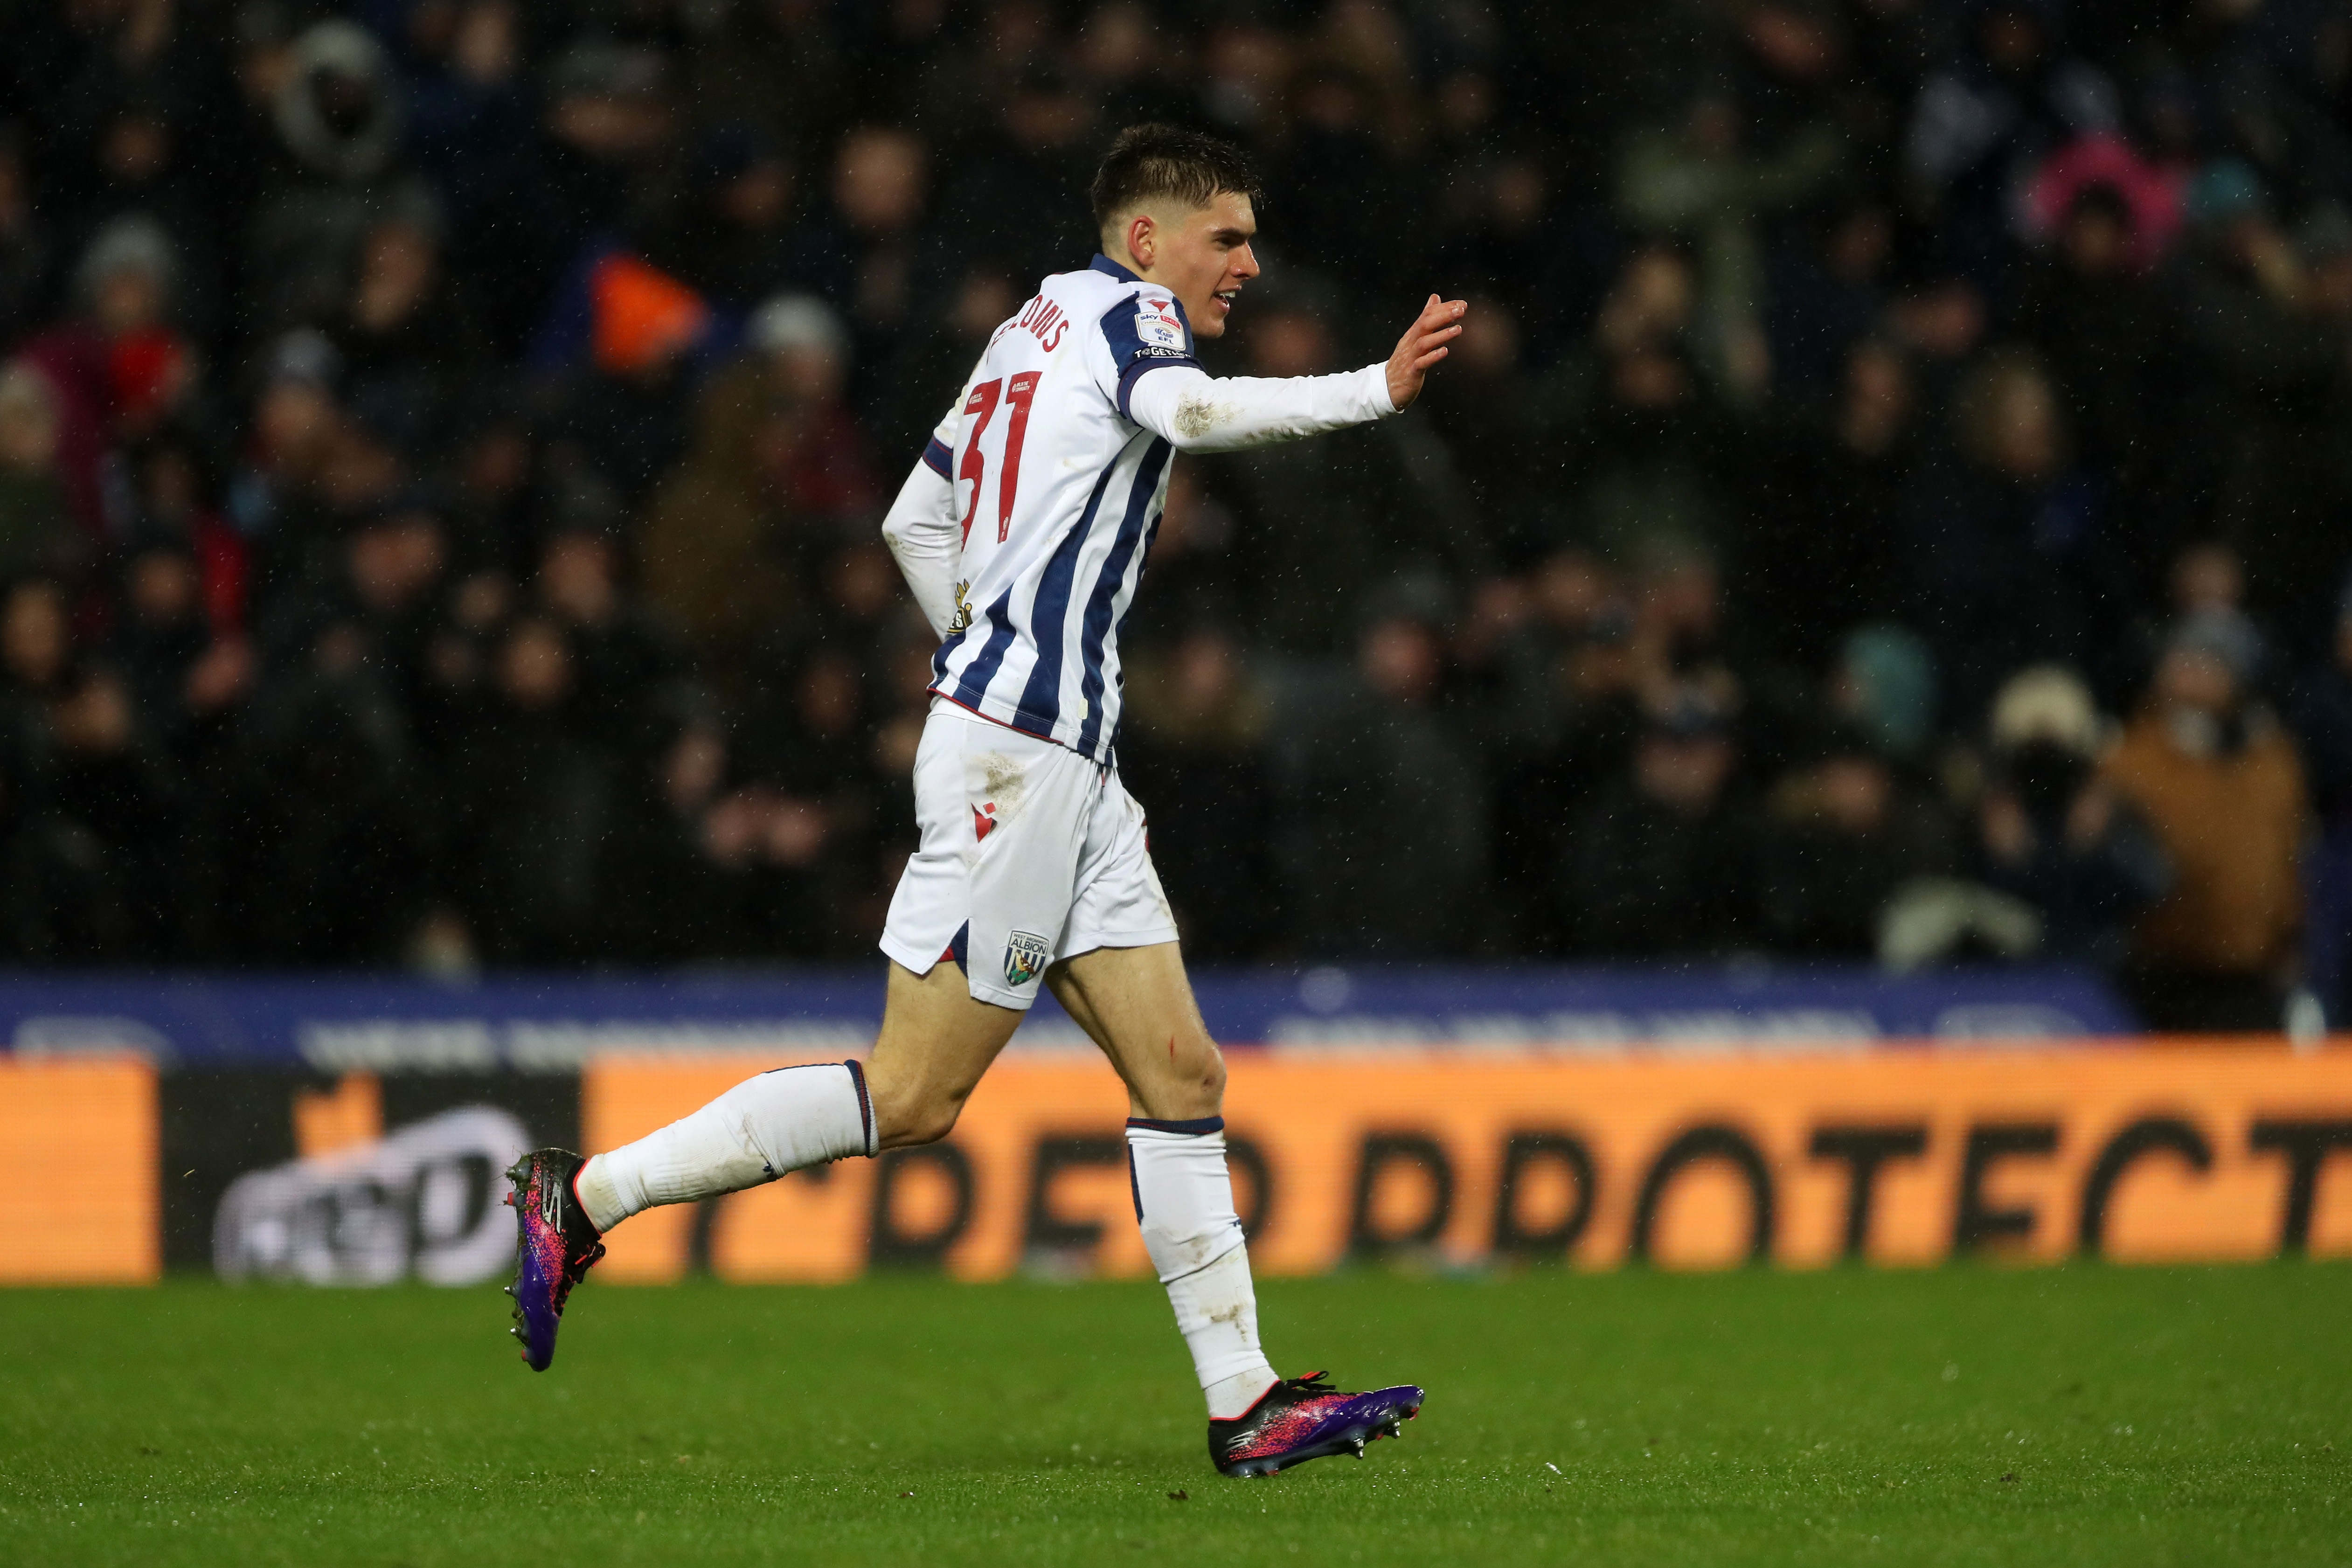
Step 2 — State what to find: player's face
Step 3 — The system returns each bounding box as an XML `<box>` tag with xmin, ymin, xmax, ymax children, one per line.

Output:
<box><xmin>1152</xmin><ymin>192</ymin><xmax>1260</xmax><ymax>339</ymax></box>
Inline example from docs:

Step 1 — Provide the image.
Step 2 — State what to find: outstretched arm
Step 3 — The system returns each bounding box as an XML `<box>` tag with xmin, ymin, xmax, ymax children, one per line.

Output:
<box><xmin>1125</xmin><ymin>361</ymin><xmax>1389</xmax><ymax>452</ymax></box>
<box><xmin>1125</xmin><ymin>295</ymin><xmax>1467</xmax><ymax>453</ymax></box>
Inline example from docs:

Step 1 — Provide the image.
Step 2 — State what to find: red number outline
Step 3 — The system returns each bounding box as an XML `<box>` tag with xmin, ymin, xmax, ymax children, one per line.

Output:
<box><xmin>956</xmin><ymin>378</ymin><xmax>1002</xmax><ymax>545</ymax></box>
<box><xmin>997</xmin><ymin>372</ymin><xmax>1040</xmax><ymax>543</ymax></box>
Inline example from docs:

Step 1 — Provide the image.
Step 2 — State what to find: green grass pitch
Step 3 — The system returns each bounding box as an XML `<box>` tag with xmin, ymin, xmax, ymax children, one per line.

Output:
<box><xmin>1</xmin><ymin>1265</ymin><xmax>2345</xmax><ymax>1565</ymax></box>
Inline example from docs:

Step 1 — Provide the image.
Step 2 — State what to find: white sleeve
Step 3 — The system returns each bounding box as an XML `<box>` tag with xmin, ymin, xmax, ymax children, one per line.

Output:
<box><xmin>880</xmin><ymin>458</ymin><xmax>960</xmax><ymax>640</ymax></box>
<box><xmin>1124</xmin><ymin>361</ymin><xmax>1396</xmax><ymax>453</ymax></box>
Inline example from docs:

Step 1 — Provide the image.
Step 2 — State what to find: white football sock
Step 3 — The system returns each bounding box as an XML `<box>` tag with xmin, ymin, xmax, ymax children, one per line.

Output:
<box><xmin>574</xmin><ymin>1062</ymin><xmax>875</xmax><ymax>1232</ymax></box>
<box><xmin>1127</xmin><ymin>1118</ymin><xmax>1279</xmax><ymax>1419</ymax></box>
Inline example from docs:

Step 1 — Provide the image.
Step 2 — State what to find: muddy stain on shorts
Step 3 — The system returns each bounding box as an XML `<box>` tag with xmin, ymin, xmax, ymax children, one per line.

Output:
<box><xmin>972</xmin><ymin>750</ymin><xmax>1028</xmax><ymax>820</ymax></box>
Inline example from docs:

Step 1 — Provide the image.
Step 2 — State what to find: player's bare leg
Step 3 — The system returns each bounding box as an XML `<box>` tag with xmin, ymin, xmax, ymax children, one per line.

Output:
<box><xmin>504</xmin><ymin>960</ymin><xmax>1013</xmax><ymax>1371</ymax></box>
<box><xmin>863</xmin><ymin>959</ymin><xmax>1024</xmax><ymax>1147</ymax></box>
<box><xmin>1047</xmin><ymin>941</ymin><xmax>1423</xmax><ymax>1476</ymax></box>
<box><xmin>1046</xmin><ymin>941</ymin><xmax>1222</xmax><ymax>1121</ymax></box>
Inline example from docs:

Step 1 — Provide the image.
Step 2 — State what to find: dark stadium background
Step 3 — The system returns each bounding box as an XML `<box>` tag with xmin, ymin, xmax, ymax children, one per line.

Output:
<box><xmin>7</xmin><ymin>14</ymin><xmax>2352</xmax><ymax>1558</ymax></box>
<box><xmin>0</xmin><ymin>0</ymin><xmax>2345</xmax><ymax>1038</ymax></box>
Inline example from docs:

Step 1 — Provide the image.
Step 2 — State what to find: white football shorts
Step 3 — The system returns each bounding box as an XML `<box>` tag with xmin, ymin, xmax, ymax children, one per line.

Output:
<box><xmin>880</xmin><ymin>698</ymin><xmax>1179</xmax><ymax>1009</ymax></box>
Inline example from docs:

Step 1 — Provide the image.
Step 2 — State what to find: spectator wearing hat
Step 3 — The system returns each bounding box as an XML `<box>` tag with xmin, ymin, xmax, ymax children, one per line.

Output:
<box><xmin>244</xmin><ymin>21</ymin><xmax>441</xmax><ymax>339</ymax></box>
<box><xmin>2122</xmin><ymin>541</ymin><xmax>2271</xmax><ymax>701</ymax></box>
<box><xmin>738</xmin><ymin>294</ymin><xmax>879</xmax><ymax>521</ymax></box>
<box><xmin>2101</xmin><ymin>616</ymin><xmax>2311</xmax><ymax>1031</ymax></box>
<box><xmin>48</xmin><ymin>0</ymin><xmax>230</xmax><ymax>343</ymax></box>
<box><xmin>1973</xmin><ymin>665</ymin><xmax>2170</xmax><ymax>969</ymax></box>
<box><xmin>12</xmin><ymin>215</ymin><xmax>194</xmax><ymax>544</ymax></box>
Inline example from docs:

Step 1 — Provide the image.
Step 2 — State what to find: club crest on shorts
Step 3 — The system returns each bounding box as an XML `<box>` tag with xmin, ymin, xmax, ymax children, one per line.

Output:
<box><xmin>1003</xmin><ymin>929</ymin><xmax>1051</xmax><ymax>988</ymax></box>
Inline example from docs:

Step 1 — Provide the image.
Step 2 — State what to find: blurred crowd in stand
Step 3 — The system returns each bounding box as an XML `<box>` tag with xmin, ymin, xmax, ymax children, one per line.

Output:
<box><xmin>1</xmin><ymin>0</ymin><xmax>2349</xmax><ymax>1031</ymax></box>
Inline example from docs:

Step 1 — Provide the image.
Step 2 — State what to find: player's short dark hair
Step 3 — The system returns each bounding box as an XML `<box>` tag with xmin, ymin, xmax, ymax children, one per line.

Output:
<box><xmin>1090</xmin><ymin>124</ymin><xmax>1263</xmax><ymax>234</ymax></box>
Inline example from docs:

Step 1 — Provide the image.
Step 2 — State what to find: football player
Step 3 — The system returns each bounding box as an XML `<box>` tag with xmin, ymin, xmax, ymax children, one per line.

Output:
<box><xmin>505</xmin><ymin>123</ymin><xmax>1464</xmax><ymax>1478</ymax></box>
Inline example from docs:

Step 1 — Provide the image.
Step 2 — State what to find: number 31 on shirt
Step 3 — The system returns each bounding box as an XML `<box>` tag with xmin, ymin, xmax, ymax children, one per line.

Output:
<box><xmin>957</xmin><ymin>372</ymin><xmax>1040</xmax><ymax>547</ymax></box>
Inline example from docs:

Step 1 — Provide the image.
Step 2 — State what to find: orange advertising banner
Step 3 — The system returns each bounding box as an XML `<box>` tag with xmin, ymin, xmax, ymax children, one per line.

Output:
<box><xmin>0</xmin><ymin>1056</ymin><xmax>160</xmax><ymax>1284</ymax></box>
<box><xmin>582</xmin><ymin>1044</ymin><xmax>2352</xmax><ymax>1282</ymax></box>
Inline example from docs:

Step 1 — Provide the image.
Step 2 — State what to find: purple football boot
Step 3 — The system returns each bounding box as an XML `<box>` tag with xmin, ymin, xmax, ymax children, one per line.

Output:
<box><xmin>501</xmin><ymin>1149</ymin><xmax>605</xmax><ymax>1372</ymax></box>
<box><xmin>1209</xmin><ymin>1371</ymin><xmax>1423</xmax><ymax>1478</ymax></box>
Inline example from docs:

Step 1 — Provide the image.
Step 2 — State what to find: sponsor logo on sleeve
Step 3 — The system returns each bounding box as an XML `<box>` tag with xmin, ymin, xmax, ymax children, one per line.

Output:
<box><xmin>1133</xmin><ymin>299</ymin><xmax>1186</xmax><ymax>353</ymax></box>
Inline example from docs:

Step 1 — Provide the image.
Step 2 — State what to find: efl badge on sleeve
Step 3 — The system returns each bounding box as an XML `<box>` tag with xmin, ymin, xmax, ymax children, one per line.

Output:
<box><xmin>1003</xmin><ymin>929</ymin><xmax>1051</xmax><ymax>988</ymax></box>
<box><xmin>1134</xmin><ymin>298</ymin><xmax>1186</xmax><ymax>352</ymax></box>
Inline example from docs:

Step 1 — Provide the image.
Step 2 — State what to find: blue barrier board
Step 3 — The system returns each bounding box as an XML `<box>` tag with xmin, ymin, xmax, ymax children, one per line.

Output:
<box><xmin>0</xmin><ymin>965</ymin><xmax>2138</xmax><ymax>1070</ymax></box>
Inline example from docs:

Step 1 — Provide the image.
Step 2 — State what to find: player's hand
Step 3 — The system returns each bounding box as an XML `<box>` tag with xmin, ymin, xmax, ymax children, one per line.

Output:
<box><xmin>1385</xmin><ymin>294</ymin><xmax>1467</xmax><ymax>409</ymax></box>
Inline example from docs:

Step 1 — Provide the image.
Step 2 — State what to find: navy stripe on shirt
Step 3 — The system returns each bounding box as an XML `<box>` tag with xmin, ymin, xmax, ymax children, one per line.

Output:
<box><xmin>1073</xmin><ymin>438</ymin><xmax>1170</xmax><ymax>757</ymax></box>
<box><xmin>1010</xmin><ymin>452</ymin><xmax>1127</xmax><ymax>734</ymax></box>
<box><xmin>1097</xmin><ymin>295</ymin><xmax>1197</xmax><ymax>421</ymax></box>
<box><xmin>928</xmin><ymin>631</ymin><xmax>960</xmax><ymax>687</ymax></box>
<box><xmin>952</xmin><ymin>456</ymin><xmax>1119</xmax><ymax>726</ymax></box>
<box><xmin>921</xmin><ymin>435</ymin><xmax>952</xmax><ymax>478</ymax></box>
<box><xmin>1117</xmin><ymin>357</ymin><xmax>1194</xmax><ymax>420</ymax></box>
<box><xmin>947</xmin><ymin>583</ymin><xmax>1021</xmax><ymax>713</ymax></box>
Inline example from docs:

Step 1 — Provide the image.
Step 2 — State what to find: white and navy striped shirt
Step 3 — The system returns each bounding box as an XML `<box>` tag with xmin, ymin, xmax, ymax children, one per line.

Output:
<box><xmin>916</xmin><ymin>254</ymin><xmax>1197</xmax><ymax>763</ymax></box>
<box><xmin>883</xmin><ymin>254</ymin><xmax>1396</xmax><ymax>764</ymax></box>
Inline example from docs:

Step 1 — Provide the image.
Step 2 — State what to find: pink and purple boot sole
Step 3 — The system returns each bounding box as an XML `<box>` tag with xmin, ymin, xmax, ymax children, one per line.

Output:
<box><xmin>1211</xmin><ymin>1376</ymin><xmax>1424</xmax><ymax>1477</ymax></box>
<box><xmin>501</xmin><ymin>1150</ymin><xmax>600</xmax><ymax>1372</ymax></box>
